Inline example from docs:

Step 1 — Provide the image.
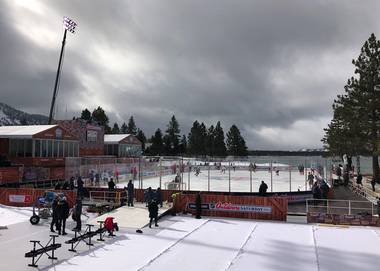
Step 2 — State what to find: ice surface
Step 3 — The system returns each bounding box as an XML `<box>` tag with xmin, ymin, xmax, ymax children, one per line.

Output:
<box><xmin>116</xmin><ymin>169</ymin><xmax>309</xmax><ymax>193</ymax></box>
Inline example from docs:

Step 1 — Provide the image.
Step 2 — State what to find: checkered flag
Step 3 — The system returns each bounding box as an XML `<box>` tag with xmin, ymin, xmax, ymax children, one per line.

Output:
<box><xmin>63</xmin><ymin>16</ymin><xmax>77</xmax><ymax>34</ymax></box>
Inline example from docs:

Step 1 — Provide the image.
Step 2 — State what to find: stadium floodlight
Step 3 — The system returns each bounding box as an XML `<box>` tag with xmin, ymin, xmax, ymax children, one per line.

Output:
<box><xmin>63</xmin><ymin>16</ymin><xmax>77</xmax><ymax>34</ymax></box>
<box><xmin>48</xmin><ymin>17</ymin><xmax>78</xmax><ymax>124</ymax></box>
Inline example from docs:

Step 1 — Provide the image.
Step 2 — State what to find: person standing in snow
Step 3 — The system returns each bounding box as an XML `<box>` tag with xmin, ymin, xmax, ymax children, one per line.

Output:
<box><xmin>148</xmin><ymin>199</ymin><xmax>159</xmax><ymax>228</ymax></box>
<box><xmin>127</xmin><ymin>180</ymin><xmax>134</xmax><ymax>207</ymax></box>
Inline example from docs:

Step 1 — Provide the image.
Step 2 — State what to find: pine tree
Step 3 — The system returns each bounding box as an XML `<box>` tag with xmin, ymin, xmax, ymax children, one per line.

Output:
<box><xmin>226</xmin><ymin>124</ymin><xmax>248</xmax><ymax>156</ymax></box>
<box><xmin>80</xmin><ymin>108</ymin><xmax>92</xmax><ymax>121</ymax></box>
<box><xmin>164</xmin><ymin>115</ymin><xmax>181</xmax><ymax>155</ymax></box>
<box><xmin>150</xmin><ymin>129</ymin><xmax>164</xmax><ymax>155</ymax></box>
<box><xmin>323</xmin><ymin>33</ymin><xmax>380</xmax><ymax>177</ymax></box>
<box><xmin>136</xmin><ymin>129</ymin><xmax>147</xmax><ymax>152</ymax></box>
<box><xmin>179</xmin><ymin>135</ymin><xmax>187</xmax><ymax>154</ymax></box>
<box><xmin>120</xmin><ymin>122</ymin><xmax>128</xmax><ymax>133</ymax></box>
<box><xmin>111</xmin><ymin>123</ymin><xmax>120</xmax><ymax>134</ymax></box>
<box><xmin>213</xmin><ymin>121</ymin><xmax>227</xmax><ymax>157</ymax></box>
<box><xmin>205</xmin><ymin>125</ymin><xmax>215</xmax><ymax>156</ymax></box>
<box><xmin>127</xmin><ymin>116</ymin><xmax>138</xmax><ymax>135</ymax></box>
<box><xmin>199</xmin><ymin>122</ymin><xmax>207</xmax><ymax>155</ymax></box>
<box><xmin>92</xmin><ymin>106</ymin><xmax>110</xmax><ymax>132</ymax></box>
<box><xmin>187</xmin><ymin>120</ymin><xmax>204</xmax><ymax>155</ymax></box>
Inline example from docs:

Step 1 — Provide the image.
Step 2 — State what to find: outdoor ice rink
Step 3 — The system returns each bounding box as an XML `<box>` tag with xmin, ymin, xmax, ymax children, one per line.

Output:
<box><xmin>2</xmin><ymin>204</ymin><xmax>380</xmax><ymax>271</ymax></box>
<box><xmin>116</xmin><ymin>169</ymin><xmax>311</xmax><ymax>193</ymax></box>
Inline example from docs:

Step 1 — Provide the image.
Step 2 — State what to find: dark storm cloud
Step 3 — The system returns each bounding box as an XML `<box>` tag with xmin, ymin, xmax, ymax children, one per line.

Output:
<box><xmin>1</xmin><ymin>0</ymin><xmax>380</xmax><ymax>149</ymax></box>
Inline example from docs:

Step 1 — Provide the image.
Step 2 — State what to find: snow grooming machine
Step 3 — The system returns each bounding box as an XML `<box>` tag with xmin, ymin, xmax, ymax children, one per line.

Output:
<box><xmin>29</xmin><ymin>191</ymin><xmax>64</xmax><ymax>225</ymax></box>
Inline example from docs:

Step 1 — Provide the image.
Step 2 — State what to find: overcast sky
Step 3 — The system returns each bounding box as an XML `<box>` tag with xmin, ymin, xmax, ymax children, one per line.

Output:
<box><xmin>1</xmin><ymin>0</ymin><xmax>380</xmax><ymax>150</ymax></box>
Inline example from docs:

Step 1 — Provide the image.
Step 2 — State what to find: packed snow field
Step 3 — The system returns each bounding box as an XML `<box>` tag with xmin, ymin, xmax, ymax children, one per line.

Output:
<box><xmin>0</xmin><ymin>204</ymin><xmax>33</xmax><ymax>227</ymax></box>
<box><xmin>48</xmin><ymin>216</ymin><xmax>380</xmax><ymax>271</ymax></box>
<box><xmin>117</xmin><ymin>169</ymin><xmax>309</xmax><ymax>192</ymax></box>
<box><xmin>1</xmin><ymin>205</ymin><xmax>380</xmax><ymax>270</ymax></box>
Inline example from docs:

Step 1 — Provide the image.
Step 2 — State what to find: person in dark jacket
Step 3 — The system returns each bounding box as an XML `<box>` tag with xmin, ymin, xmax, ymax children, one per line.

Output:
<box><xmin>50</xmin><ymin>196</ymin><xmax>59</xmax><ymax>233</ymax></box>
<box><xmin>312</xmin><ymin>182</ymin><xmax>322</xmax><ymax>204</ymax></box>
<box><xmin>343</xmin><ymin>171</ymin><xmax>349</xmax><ymax>186</ymax></box>
<box><xmin>127</xmin><ymin>180</ymin><xmax>134</xmax><ymax>207</ymax></box>
<box><xmin>155</xmin><ymin>187</ymin><xmax>163</xmax><ymax>208</ymax></box>
<box><xmin>77</xmin><ymin>176</ymin><xmax>84</xmax><ymax>198</ymax></box>
<box><xmin>145</xmin><ymin>187</ymin><xmax>153</xmax><ymax>207</ymax></box>
<box><xmin>62</xmin><ymin>181</ymin><xmax>69</xmax><ymax>190</ymax></box>
<box><xmin>56</xmin><ymin>197</ymin><xmax>70</xmax><ymax>235</ymax></box>
<box><xmin>69</xmin><ymin>177</ymin><xmax>75</xmax><ymax>190</ymax></box>
<box><xmin>320</xmin><ymin>181</ymin><xmax>330</xmax><ymax>199</ymax></box>
<box><xmin>148</xmin><ymin>199</ymin><xmax>159</xmax><ymax>228</ymax></box>
<box><xmin>259</xmin><ymin>181</ymin><xmax>268</xmax><ymax>196</ymax></box>
<box><xmin>195</xmin><ymin>192</ymin><xmax>202</xmax><ymax>219</ymax></box>
<box><xmin>371</xmin><ymin>178</ymin><xmax>377</xmax><ymax>192</ymax></box>
<box><xmin>107</xmin><ymin>178</ymin><xmax>116</xmax><ymax>202</ymax></box>
<box><xmin>377</xmin><ymin>197</ymin><xmax>380</xmax><ymax>217</ymax></box>
<box><xmin>72</xmin><ymin>198</ymin><xmax>82</xmax><ymax>231</ymax></box>
<box><xmin>356</xmin><ymin>174</ymin><xmax>363</xmax><ymax>186</ymax></box>
<box><xmin>54</xmin><ymin>182</ymin><xmax>61</xmax><ymax>190</ymax></box>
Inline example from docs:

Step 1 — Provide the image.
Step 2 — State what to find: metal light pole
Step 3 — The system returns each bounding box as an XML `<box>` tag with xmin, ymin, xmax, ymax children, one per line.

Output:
<box><xmin>48</xmin><ymin>16</ymin><xmax>77</xmax><ymax>124</ymax></box>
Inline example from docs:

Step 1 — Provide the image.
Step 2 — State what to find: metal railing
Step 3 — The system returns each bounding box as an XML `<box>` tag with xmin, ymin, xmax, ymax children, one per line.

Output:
<box><xmin>89</xmin><ymin>190</ymin><xmax>127</xmax><ymax>204</ymax></box>
<box><xmin>306</xmin><ymin>199</ymin><xmax>376</xmax><ymax>216</ymax></box>
<box><xmin>348</xmin><ymin>180</ymin><xmax>378</xmax><ymax>204</ymax></box>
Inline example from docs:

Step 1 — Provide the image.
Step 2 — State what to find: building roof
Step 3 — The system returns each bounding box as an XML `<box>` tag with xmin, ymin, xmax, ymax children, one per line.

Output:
<box><xmin>104</xmin><ymin>134</ymin><xmax>133</xmax><ymax>144</ymax></box>
<box><xmin>0</xmin><ymin>125</ymin><xmax>57</xmax><ymax>138</ymax></box>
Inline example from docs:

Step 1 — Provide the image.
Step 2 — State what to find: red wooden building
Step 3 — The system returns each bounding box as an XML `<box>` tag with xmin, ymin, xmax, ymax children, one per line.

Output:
<box><xmin>0</xmin><ymin>125</ymin><xmax>79</xmax><ymax>183</ymax></box>
<box><xmin>104</xmin><ymin>134</ymin><xmax>142</xmax><ymax>157</ymax></box>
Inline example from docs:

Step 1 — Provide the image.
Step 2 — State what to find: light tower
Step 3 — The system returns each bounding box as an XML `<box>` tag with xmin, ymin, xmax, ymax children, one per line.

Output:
<box><xmin>48</xmin><ymin>16</ymin><xmax>77</xmax><ymax>124</ymax></box>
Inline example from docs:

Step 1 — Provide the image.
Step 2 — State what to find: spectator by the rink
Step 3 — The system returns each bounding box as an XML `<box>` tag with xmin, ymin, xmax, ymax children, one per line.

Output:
<box><xmin>50</xmin><ymin>195</ymin><xmax>59</xmax><ymax>233</ymax></box>
<box><xmin>72</xmin><ymin>198</ymin><xmax>82</xmax><ymax>232</ymax></box>
<box><xmin>195</xmin><ymin>192</ymin><xmax>202</xmax><ymax>219</ymax></box>
<box><xmin>56</xmin><ymin>196</ymin><xmax>69</xmax><ymax>235</ymax></box>
<box><xmin>127</xmin><ymin>180</ymin><xmax>134</xmax><ymax>207</ymax></box>
<box><xmin>148</xmin><ymin>199</ymin><xmax>159</xmax><ymax>228</ymax></box>
<box><xmin>259</xmin><ymin>181</ymin><xmax>268</xmax><ymax>197</ymax></box>
<box><xmin>144</xmin><ymin>187</ymin><xmax>153</xmax><ymax>207</ymax></box>
<box><xmin>308</xmin><ymin>173</ymin><xmax>314</xmax><ymax>189</ymax></box>
<box><xmin>356</xmin><ymin>173</ymin><xmax>363</xmax><ymax>186</ymax></box>
<box><xmin>155</xmin><ymin>187</ymin><xmax>163</xmax><ymax>208</ymax></box>
<box><xmin>343</xmin><ymin>170</ymin><xmax>349</xmax><ymax>186</ymax></box>
<box><xmin>312</xmin><ymin>182</ymin><xmax>321</xmax><ymax>201</ymax></box>
<box><xmin>377</xmin><ymin>197</ymin><xmax>380</xmax><ymax>217</ymax></box>
<box><xmin>69</xmin><ymin>176</ymin><xmax>75</xmax><ymax>190</ymax></box>
<box><xmin>62</xmin><ymin>181</ymin><xmax>69</xmax><ymax>190</ymax></box>
<box><xmin>371</xmin><ymin>178</ymin><xmax>376</xmax><ymax>192</ymax></box>
<box><xmin>320</xmin><ymin>180</ymin><xmax>330</xmax><ymax>199</ymax></box>
<box><xmin>77</xmin><ymin>176</ymin><xmax>84</xmax><ymax>198</ymax></box>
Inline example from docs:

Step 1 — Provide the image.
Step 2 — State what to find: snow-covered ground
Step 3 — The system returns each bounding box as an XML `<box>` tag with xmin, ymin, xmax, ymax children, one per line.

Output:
<box><xmin>0</xmin><ymin>204</ymin><xmax>33</xmax><ymax>227</ymax></box>
<box><xmin>116</xmin><ymin>169</ymin><xmax>309</xmax><ymax>192</ymax></box>
<box><xmin>48</xmin><ymin>215</ymin><xmax>380</xmax><ymax>271</ymax></box>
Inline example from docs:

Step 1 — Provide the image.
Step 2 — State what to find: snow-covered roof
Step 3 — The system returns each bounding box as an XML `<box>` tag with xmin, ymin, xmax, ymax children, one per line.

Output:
<box><xmin>0</xmin><ymin>125</ymin><xmax>57</xmax><ymax>138</ymax></box>
<box><xmin>104</xmin><ymin>134</ymin><xmax>132</xmax><ymax>144</ymax></box>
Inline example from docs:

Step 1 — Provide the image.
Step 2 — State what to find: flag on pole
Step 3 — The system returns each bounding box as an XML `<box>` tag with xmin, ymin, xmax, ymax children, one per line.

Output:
<box><xmin>63</xmin><ymin>16</ymin><xmax>77</xmax><ymax>34</ymax></box>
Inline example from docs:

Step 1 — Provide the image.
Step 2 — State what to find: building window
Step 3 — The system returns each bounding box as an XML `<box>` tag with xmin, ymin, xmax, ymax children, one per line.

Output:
<box><xmin>53</xmin><ymin>141</ymin><xmax>59</xmax><ymax>157</ymax></box>
<box><xmin>17</xmin><ymin>139</ymin><xmax>25</xmax><ymax>157</ymax></box>
<box><xmin>25</xmin><ymin>139</ymin><xmax>33</xmax><ymax>157</ymax></box>
<box><xmin>42</xmin><ymin>140</ymin><xmax>48</xmax><ymax>157</ymax></box>
<box><xmin>34</xmin><ymin>140</ymin><xmax>41</xmax><ymax>157</ymax></box>
<box><xmin>58</xmin><ymin>141</ymin><xmax>64</xmax><ymax>157</ymax></box>
<box><xmin>74</xmin><ymin>142</ymin><xmax>79</xmax><ymax>157</ymax></box>
<box><xmin>47</xmin><ymin>140</ymin><xmax>53</xmax><ymax>157</ymax></box>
